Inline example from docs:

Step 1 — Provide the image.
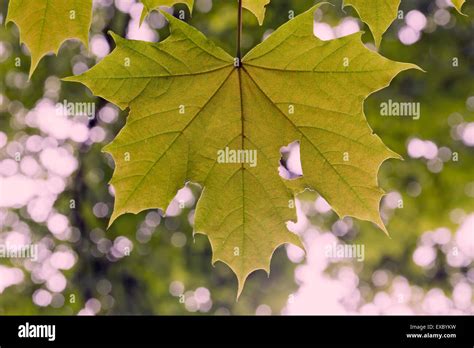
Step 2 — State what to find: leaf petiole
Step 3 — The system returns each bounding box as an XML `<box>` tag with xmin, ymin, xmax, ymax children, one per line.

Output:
<box><xmin>237</xmin><ymin>0</ymin><xmax>243</xmax><ymax>66</ymax></box>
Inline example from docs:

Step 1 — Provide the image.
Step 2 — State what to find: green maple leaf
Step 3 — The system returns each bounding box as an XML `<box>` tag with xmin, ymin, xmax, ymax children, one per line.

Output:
<box><xmin>139</xmin><ymin>0</ymin><xmax>270</xmax><ymax>25</ymax></box>
<box><xmin>343</xmin><ymin>0</ymin><xmax>470</xmax><ymax>47</ymax></box>
<box><xmin>65</xmin><ymin>5</ymin><xmax>417</xmax><ymax>295</ymax></box>
<box><xmin>140</xmin><ymin>0</ymin><xmax>194</xmax><ymax>23</ymax></box>
<box><xmin>241</xmin><ymin>0</ymin><xmax>271</xmax><ymax>25</ymax></box>
<box><xmin>6</xmin><ymin>0</ymin><xmax>92</xmax><ymax>77</ymax></box>
<box><xmin>343</xmin><ymin>0</ymin><xmax>401</xmax><ymax>48</ymax></box>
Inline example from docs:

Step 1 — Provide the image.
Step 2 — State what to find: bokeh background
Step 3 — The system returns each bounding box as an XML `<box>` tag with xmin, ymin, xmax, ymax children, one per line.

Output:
<box><xmin>0</xmin><ymin>0</ymin><xmax>473</xmax><ymax>315</ymax></box>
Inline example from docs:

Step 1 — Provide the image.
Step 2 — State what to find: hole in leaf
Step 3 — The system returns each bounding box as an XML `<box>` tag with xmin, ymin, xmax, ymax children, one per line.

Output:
<box><xmin>279</xmin><ymin>141</ymin><xmax>303</xmax><ymax>180</ymax></box>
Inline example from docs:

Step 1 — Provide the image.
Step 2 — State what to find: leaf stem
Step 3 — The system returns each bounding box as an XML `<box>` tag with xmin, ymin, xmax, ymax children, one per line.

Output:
<box><xmin>237</xmin><ymin>0</ymin><xmax>243</xmax><ymax>66</ymax></box>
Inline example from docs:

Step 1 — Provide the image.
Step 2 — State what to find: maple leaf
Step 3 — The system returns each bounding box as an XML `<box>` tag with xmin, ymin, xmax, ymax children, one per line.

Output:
<box><xmin>342</xmin><ymin>0</ymin><xmax>470</xmax><ymax>46</ymax></box>
<box><xmin>241</xmin><ymin>0</ymin><xmax>271</xmax><ymax>25</ymax></box>
<box><xmin>343</xmin><ymin>0</ymin><xmax>401</xmax><ymax>48</ymax></box>
<box><xmin>139</xmin><ymin>0</ymin><xmax>270</xmax><ymax>25</ymax></box>
<box><xmin>64</xmin><ymin>5</ymin><xmax>417</xmax><ymax>295</ymax></box>
<box><xmin>6</xmin><ymin>0</ymin><xmax>92</xmax><ymax>77</ymax></box>
<box><xmin>140</xmin><ymin>0</ymin><xmax>194</xmax><ymax>23</ymax></box>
